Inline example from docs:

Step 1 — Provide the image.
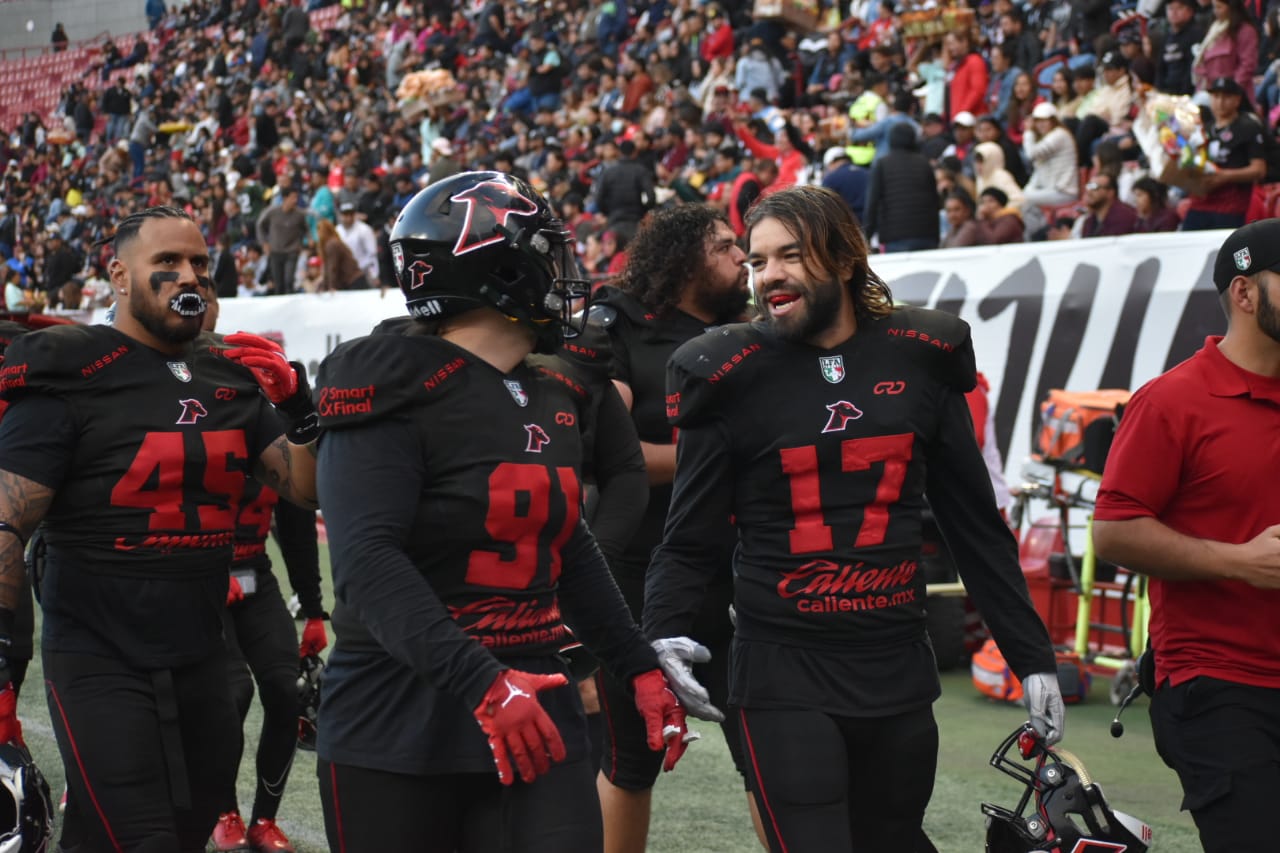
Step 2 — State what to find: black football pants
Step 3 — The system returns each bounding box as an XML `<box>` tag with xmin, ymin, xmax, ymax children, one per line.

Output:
<box><xmin>739</xmin><ymin>705</ymin><xmax>939</xmax><ymax>853</ymax></box>
<box><xmin>317</xmin><ymin>756</ymin><xmax>602</xmax><ymax>853</ymax></box>
<box><xmin>1150</xmin><ymin>676</ymin><xmax>1280</xmax><ymax>853</ymax></box>
<box><xmin>223</xmin><ymin>570</ymin><xmax>300</xmax><ymax>822</ymax></box>
<box><xmin>45</xmin><ymin>648</ymin><xmax>239</xmax><ymax>853</ymax></box>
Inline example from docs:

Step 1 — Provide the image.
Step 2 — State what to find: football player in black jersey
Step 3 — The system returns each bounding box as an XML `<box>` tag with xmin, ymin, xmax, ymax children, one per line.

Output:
<box><xmin>0</xmin><ymin>318</ymin><xmax>48</xmax><ymax>701</ymax></box>
<box><xmin>312</xmin><ymin>172</ymin><xmax>689</xmax><ymax>853</ymax></box>
<box><xmin>197</xmin><ymin>291</ymin><xmax>327</xmax><ymax>853</ymax></box>
<box><xmin>0</xmin><ymin>206</ymin><xmax>319</xmax><ymax>853</ymax></box>
<box><xmin>589</xmin><ymin>204</ymin><xmax>765</xmax><ymax>853</ymax></box>
<box><xmin>644</xmin><ymin>186</ymin><xmax>1064</xmax><ymax>853</ymax></box>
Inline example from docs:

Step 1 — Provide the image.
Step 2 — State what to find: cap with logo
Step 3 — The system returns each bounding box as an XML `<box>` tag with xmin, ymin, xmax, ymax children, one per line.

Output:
<box><xmin>1099</xmin><ymin>51</ymin><xmax>1128</xmax><ymax>70</ymax></box>
<box><xmin>1213</xmin><ymin>219</ymin><xmax>1280</xmax><ymax>292</ymax></box>
<box><xmin>1208</xmin><ymin>76</ymin><xmax>1245</xmax><ymax>97</ymax></box>
<box><xmin>339</xmin><ymin>202</ymin><xmax>356</xmax><ymax>213</ymax></box>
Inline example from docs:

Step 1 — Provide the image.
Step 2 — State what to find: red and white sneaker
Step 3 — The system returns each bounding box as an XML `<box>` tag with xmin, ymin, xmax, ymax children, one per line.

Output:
<box><xmin>212</xmin><ymin>811</ymin><xmax>251</xmax><ymax>853</ymax></box>
<box><xmin>247</xmin><ymin>818</ymin><xmax>295</xmax><ymax>853</ymax></box>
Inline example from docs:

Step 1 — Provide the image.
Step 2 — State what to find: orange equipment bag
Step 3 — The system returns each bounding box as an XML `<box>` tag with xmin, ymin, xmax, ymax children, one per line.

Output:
<box><xmin>971</xmin><ymin>639</ymin><xmax>1090</xmax><ymax>704</ymax></box>
<box><xmin>1035</xmin><ymin>389</ymin><xmax>1132</xmax><ymax>474</ymax></box>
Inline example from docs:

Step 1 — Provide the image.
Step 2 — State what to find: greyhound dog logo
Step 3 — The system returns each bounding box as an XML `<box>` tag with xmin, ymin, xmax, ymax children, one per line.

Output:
<box><xmin>176</xmin><ymin>399</ymin><xmax>208</xmax><ymax>425</ymax></box>
<box><xmin>822</xmin><ymin>400</ymin><xmax>863</xmax><ymax>433</ymax></box>
<box><xmin>525</xmin><ymin>424</ymin><xmax>550</xmax><ymax>453</ymax></box>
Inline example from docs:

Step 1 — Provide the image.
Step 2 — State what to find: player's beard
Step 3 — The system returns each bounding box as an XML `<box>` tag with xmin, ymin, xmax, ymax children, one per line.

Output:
<box><xmin>768</xmin><ymin>276</ymin><xmax>843</xmax><ymax>344</ymax></box>
<box><xmin>692</xmin><ymin>266</ymin><xmax>749</xmax><ymax>324</ymax></box>
<box><xmin>129</xmin><ymin>278</ymin><xmax>204</xmax><ymax>346</ymax></box>
<box><xmin>1257</xmin><ymin>280</ymin><xmax>1280</xmax><ymax>345</ymax></box>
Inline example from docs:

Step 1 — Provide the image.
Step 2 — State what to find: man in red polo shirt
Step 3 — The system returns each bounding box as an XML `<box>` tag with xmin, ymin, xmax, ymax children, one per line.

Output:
<box><xmin>1093</xmin><ymin>218</ymin><xmax>1280</xmax><ymax>853</ymax></box>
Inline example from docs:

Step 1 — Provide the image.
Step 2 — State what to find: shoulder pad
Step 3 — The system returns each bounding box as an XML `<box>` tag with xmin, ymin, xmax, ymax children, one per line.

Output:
<box><xmin>370</xmin><ymin>315</ymin><xmax>416</xmax><ymax>336</ymax></box>
<box><xmin>591</xmin><ymin>286</ymin><xmax>659</xmax><ymax>328</ymax></box>
<box><xmin>0</xmin><ymin>325</ymin><xmax>139</xmax><ymax>399</ymax></box>
<box><xmin>878</xmin><ymin>306</ymin><xmax>976</xmax><ymax>392</ymax></box>
<box><xmin>585</xmin><ymin>302</ymin><xmax>618</xmax><ymax>328</ymax></box>
<box><xmin>314</xmin><ymin>333</ymin><xmax>475</xmax><ymax>428</ymax></box>
<box><xmin>0</xmin><ymin>321</ymin><xmax>32</xmax><ymax>356</ymax></box>
<box><xmin>666</xmin><ymin>322</ymin><xmax>768</xmax><ymax>428</ymax></box>
<box><xmin>554</xmin><ymin>320</ymin><xmax>613</xmax><ymax>382</ymax></box>
<box><xmin>195</xmin><ymin>332</ymin><xmax>302</xmax><ymax>392</ymax></box>
<box><xmin>526</xmin><ymin>355</ymin><xmax>594</xmax><ymax>401</ymax></box>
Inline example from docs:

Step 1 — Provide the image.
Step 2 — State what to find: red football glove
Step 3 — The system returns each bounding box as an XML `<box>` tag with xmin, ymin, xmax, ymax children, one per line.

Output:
<box><xmin>226</xmin><ymin>575</ymin><xmax>245</xmax><ymax>606</ymax></box>
<box><xmin>472</xmin><ymin>669</ymin><xmax>569</xmax><ymax>785</ymax></box>
<box><xmin>300</xmin><ymin>617</ymin><xmax>328</xmax><ymax>658</ymax></box>
<box><xmin>0</xmin><ymin>685</ymin><xmax>25</xmax><ymax>747</ymax></box>
<box><xmin>632</xmin><ymin>669</ymin><xmax>691</xmax><ymax>772</ymax></box>
<box><xmin>222</xmin><ymin>332</ymin><xmax>297</xmax><ymax>405</ymax></box>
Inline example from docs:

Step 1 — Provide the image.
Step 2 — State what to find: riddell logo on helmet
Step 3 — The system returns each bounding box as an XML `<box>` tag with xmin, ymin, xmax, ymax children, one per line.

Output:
<box><xmin>410</xmin><ymin>299</ymin><xmax>444</xmax><ymax>318</ymax></box>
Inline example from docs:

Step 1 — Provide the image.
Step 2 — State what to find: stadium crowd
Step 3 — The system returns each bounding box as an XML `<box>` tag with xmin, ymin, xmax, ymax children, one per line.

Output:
<box><xmin>0</xmin><ymin>0</ymin><xmax>1278</xmax><ymax>304</ymax></box>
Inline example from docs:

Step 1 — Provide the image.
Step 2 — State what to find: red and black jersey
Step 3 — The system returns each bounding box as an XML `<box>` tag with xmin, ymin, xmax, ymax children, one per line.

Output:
<box><xmin>231</xmin><ymin>478</ymin><xmax>324</xmax><ymax>619</ymax></box>
<box><xmin>591</xmin><ymin>286</ymin><xmax>737</xmax><ymax>580</ymax></box>
<box><xmin>644</xmin><ymin>307</ymin><xmax>1054</xmax><ymax>716</ymax></box>
<box><xmin>0</xmin><ymin>324</ymin><xmax>282</xmax><ymax>668</ymax></box>
<box><xmin>313</xmin><ymin>328</ymin><xmax>655</xmax><ymax>776</ymax></box>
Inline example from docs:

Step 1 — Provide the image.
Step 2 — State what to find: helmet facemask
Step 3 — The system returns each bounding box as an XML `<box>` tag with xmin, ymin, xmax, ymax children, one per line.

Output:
<box><xmin>983</xmin><ymin>724</ymin><xmax>1152</xmax><ymax>853</ymax></box>
<box><xmin>0</xmin><ymin>743</ymin><xmax>52</xmax><ymax>853</ymax></box>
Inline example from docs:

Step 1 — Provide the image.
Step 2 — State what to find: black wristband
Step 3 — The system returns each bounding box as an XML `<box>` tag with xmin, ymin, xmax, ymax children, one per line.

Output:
<box><xmin>278</xmin><ymin>362</ymin><xmax>321</xmax><ymax>445</ymax></box>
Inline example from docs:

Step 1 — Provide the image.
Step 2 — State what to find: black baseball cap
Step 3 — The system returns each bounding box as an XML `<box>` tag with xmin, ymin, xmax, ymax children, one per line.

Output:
<box><xmin>1213</xmin><ymin>219</ymin><xmax>1280</xmax><ymax>292</ymax></box>
<box><xmin>1099</xmin><ymin>51</ymin><xmax>1128</xmax><ymax>70</ymax></box>
<box><xmin>1208</xmin><ymin>76</ymin><xmax>1246</xmax><ymax>97</ymax></box>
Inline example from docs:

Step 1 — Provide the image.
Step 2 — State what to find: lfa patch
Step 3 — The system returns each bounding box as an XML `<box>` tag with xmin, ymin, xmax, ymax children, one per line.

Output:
<box><xmin>504</xmin><ymin>379</ymin><xmax>529</xmax><ymax>407</ymax></box>
<box><xmin>1234</xmin><ymin>247</ymin><xmax>1251</xmax><ymax>271</ymax></box>
<box><xmin>167</xmin><ymin>361</ymin><xmax>192</xmax><ymax>382</ymax></box>
<box><xmin>819</xmin><ymin>355</ymin><xmax>845</xmax><ymax>384</ymax></box>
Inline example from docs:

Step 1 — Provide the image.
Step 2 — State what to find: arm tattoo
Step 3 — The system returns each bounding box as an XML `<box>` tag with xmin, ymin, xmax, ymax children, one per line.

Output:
<box><xmin>0</xmin><ymin>470</ymin><xmax>55</xmax><ymax>613</ymax></box>
<box><xmin>255</xmin><ymin>436</ymin><xmax>319</xmax><ymax>510</ymax></box>
<box><xmin>254</xmin><ymin>435</ymin><xmax>291</xmax><ymax>494</ymax></box>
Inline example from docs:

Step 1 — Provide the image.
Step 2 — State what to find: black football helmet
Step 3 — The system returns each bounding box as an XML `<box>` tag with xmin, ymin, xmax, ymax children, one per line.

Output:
<box><xmin>0</xmin><ymin>742</ymin><xmax>53</xmax><ymax>853</ymax></box>
<box><xmin>388</xmin><ymin>171</ymin><xmax>591</xmax><ymax>351</ymax></box>
<box><xmin>984</xmin><ymin>725</ymin><xmax>1152</xmax><ymax>853</ymax></box>
<box><xmin>297</xmin><ymin>654</ymin><xmax>324</xmax><ymax>752</ymax></box>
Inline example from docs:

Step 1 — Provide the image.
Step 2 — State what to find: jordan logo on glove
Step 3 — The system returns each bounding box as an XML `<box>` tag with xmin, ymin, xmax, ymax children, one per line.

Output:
<box><xmin>501</xmin><ymin>678</ymin><xmax>533</xmax><ymax>708</ymax></box>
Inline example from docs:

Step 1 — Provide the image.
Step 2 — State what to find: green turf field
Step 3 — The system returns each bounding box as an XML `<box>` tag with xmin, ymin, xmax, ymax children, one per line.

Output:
<box><xmin>17</xmin><ymin>541</ymin><xmax>1199</xmax><ymax>852</ymax></box>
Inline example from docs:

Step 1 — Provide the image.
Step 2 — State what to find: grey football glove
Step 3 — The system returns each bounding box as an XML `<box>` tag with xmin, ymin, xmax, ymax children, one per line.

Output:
<box><xmin>1023</xmin><ymin>672</ymin><xmax>1066</xmax><ymax>745</ymax></box>
<box><xmin>650</xmin><ymin>637</ymin><xmax>724</xmax><ymax>722</ymax></box>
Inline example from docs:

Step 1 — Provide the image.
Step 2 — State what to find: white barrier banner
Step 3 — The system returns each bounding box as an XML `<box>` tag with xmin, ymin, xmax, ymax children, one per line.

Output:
<box><xmin>169</xmin><ymin>229</ymin><xmax>1230</xmax><ymax>481</ymax></box>
<box><xmin>873</xmin><ymin>230</ymin><xmax>1227</xmax><ymax>475</ymax></box>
